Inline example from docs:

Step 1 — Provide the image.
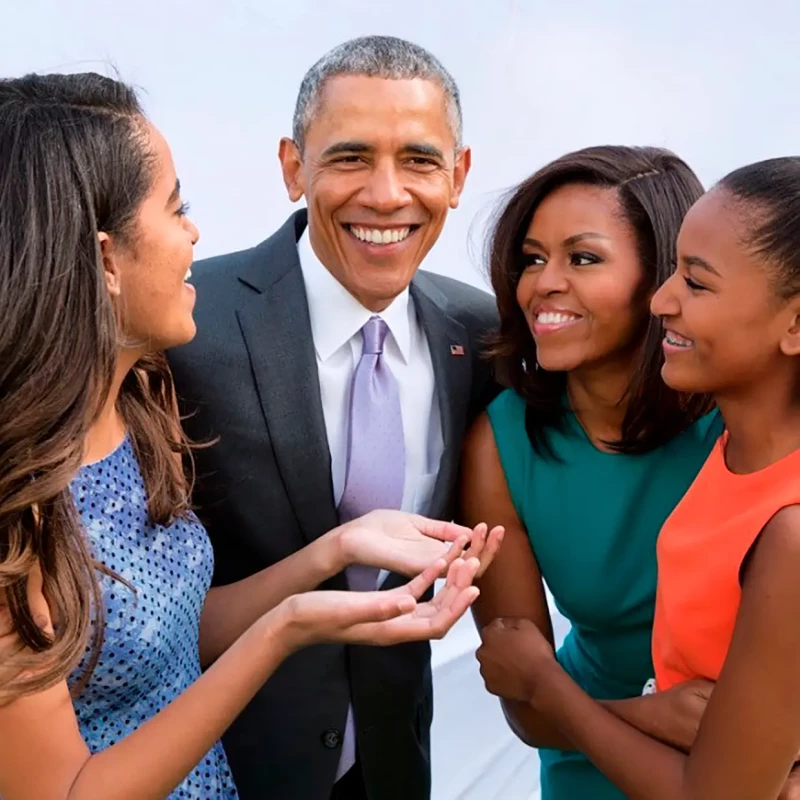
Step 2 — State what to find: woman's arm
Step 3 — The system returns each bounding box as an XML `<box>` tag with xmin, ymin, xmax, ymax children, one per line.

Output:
<box><xmin>0</xmin><ymin>555</ymin><xmax>479</xmax><ymax>799</ymax></box>
<box><xmin>463</xmin><ymin>414</ymin><xmax>716</xmax><ymax>753</ymax></box>
<box><xmin>199</xmin><ymin>511</ymin><xmax>497</xmax><ymax>665</ymax></box>
<box><xmin>461</xmin><ymin>413</ymin><xmax>573</xmax><ymax>749</ymax></box>
<box><xmin>601</xmin><ymin>681</ymin><xmax>712</xmax><ymax>753</ymax></box>
<box><xmin>480</xmin><ymin>505</ymin><xmax>800</xmax><ymax>800</ymax></box>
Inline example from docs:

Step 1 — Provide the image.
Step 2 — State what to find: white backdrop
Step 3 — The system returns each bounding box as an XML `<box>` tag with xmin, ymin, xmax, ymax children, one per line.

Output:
<box><xmin>4</xmin><ymin>1</ymin><xmax>800</xmax><ymax>797</ymax></box>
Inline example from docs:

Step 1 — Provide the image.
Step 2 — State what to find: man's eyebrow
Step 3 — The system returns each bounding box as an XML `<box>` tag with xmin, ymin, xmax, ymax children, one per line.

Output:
<box><xmin>403</xmin><ymin>143</ymin><xmax>445</xmax><ymax>160</ymax></box>
<box><xmin>321</xmin><ymin>141</ymin><xmax>373</xmax><ymax>158</ymax></box>
<box><xmin>319</xmin><ymin>142</ymin><xmax>446</xmax><ymax>161</ymax></box>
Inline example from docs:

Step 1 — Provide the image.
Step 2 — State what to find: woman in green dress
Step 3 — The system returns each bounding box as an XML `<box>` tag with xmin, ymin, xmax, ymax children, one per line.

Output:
<box><xmin>462</xmin><ymin>146</ymin><xmax>721</xmax><ymax>799</ymax></box>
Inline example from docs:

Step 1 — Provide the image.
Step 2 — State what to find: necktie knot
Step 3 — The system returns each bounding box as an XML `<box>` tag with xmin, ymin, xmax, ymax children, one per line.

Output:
<box><xmin>362</xmin><ymin>316</ymin><xmax>389</xmax><ymax>355</ymax></box>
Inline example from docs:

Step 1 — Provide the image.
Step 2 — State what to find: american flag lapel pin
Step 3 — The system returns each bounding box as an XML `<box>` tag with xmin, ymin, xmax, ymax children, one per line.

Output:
<box><xmin>450</xmin><ymin>344</ymin><xmax>465</xmax><ymax>356</ymax></box>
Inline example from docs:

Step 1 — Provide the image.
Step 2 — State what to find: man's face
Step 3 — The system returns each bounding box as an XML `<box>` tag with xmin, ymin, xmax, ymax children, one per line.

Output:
<box><xmin>280</xmin><ymin>75</ymin><xmax>470</xmax><ymax>311</ymax></box>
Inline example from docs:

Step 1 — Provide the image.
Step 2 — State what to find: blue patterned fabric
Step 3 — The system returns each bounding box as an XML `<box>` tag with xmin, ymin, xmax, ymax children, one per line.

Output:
<box><xmin>68</xmin><ymin>436</ymin><xmax>238</xmax><ymax>799</ymax></box>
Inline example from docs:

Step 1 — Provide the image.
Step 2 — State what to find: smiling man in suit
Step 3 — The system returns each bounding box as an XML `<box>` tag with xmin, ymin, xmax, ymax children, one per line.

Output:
<box><xmin>168</xmin><ymin>35</ymin><xmax>498</xmax><ymax>800</ymax></box>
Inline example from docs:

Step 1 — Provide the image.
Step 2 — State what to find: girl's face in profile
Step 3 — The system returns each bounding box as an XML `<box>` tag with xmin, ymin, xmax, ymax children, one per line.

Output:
<box><xmin>652</xmin><ymin>188</ymin><xmax>797</xmax><ymax>396</ymax></box>
<box><xmin>104</xmin><ymin>123</ymin><xmax>200</xmax><ymax>354</ymax></box>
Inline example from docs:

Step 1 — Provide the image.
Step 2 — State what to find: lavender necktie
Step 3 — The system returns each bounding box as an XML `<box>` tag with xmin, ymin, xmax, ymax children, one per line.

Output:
<box><xmin>335</xmin><ymin>315</ymin><xmax>406</xmax><ymax>781</ymax></box>
<box><xmin>338</xmin><ymin>316</ymin><xmax>406</xmax><ymax>589</ymax></box>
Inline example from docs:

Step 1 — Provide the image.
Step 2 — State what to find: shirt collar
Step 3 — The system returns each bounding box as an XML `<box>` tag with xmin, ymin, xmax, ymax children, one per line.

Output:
<box><xmin>297</xmin><ymin>227</ymin><xmax>412</xmax><ymax>363</ymax></box>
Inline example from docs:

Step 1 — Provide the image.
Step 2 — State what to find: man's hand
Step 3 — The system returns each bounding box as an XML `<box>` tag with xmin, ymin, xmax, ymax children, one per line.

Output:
<box><xmin>336</xmin><ymin>510</ymin><xmax>503</xmax><ymax>578</ymax></box>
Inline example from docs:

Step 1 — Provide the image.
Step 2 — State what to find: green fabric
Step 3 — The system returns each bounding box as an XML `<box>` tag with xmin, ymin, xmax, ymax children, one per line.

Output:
<box><xmin>487</xmin><ymin>389</ymin><xmax>722</xmax><ymax>800</ymax></box>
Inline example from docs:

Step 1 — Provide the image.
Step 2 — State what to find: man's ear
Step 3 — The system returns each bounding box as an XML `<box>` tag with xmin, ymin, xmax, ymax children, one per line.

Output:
<box><xmin>279</xmin><ymin>138</ymin><xmax>306</xmax><ymax>203</ymax></box>
<box><xmin>449</xmin><ymin>146</ymin><xmax>472</xmax><ymax>209</ymax></box>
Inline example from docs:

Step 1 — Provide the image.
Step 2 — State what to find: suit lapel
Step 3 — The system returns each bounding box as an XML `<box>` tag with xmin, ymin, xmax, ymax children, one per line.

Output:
<box><xmin>233</xmin><ymin>220</ymin><xmax>473</xmax><ymax>578</ymax></box>
<box><xmin>410</xmin><ymin>277</ymin><xmax>473</xmax><ymax>521</ymax></box>
<box><xmin>235</xmin><ymin>212</ymin><xmax>339</xmax><ymax>544</ymax></box>
<box><xmin>379</xmin><ymin>278</ymin><xmax>473</xmax><ymax>593</ymax></box>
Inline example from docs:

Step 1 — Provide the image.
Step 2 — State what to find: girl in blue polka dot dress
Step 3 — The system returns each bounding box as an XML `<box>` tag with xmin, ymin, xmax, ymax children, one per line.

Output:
<box><xmin>0</xmin><ymin>74</ymin><xmax>503</xmax><ymax>799</ymax></box>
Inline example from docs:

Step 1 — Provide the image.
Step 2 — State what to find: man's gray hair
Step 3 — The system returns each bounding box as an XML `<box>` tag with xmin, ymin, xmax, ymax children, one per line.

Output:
<box><xmin>292</xmin><ymin>36</ymin><xmax>463</xmax><ymax>151</ymax></box>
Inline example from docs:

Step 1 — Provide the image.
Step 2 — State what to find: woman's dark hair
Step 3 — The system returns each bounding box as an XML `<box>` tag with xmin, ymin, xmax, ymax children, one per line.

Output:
<box><xmin>718</xmin><ymin>157</ymin><xmax>800</xmax><ymax>299</ymax></box>
<box><xmin>0</xmin><ymin>72</ymin><xmax>193</xmax><ymax>704</ymax></box>
<box><xmin>487</xmin><ymin>145</ymin><xmax>711</xmax><ymax>456</ymax></box>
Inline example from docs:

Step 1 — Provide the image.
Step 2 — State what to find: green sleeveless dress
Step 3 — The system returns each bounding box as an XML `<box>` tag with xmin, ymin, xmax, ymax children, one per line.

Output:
<box><xmin>487</xmin><ymin>389</ymin><xmax>722</xmax><ymax>799</ymax></box>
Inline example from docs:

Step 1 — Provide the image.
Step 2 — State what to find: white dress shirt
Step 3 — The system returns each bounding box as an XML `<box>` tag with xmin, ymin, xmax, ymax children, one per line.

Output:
<box><xmin>298</xmin><ymin>228</ymin><xmax>445</xmax><ymax>782</ymax></box>
<box><xmin>298</xmin><ymin>229</ymin><xmax>444</xmax><ymax>523</ymax></box>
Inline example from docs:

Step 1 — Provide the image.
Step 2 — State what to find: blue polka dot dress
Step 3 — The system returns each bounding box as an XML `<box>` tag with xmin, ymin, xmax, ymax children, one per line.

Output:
<box><xmin>68</xmin><ymin>436</ymin><xmax>238</xmax><ymax>799</ymax></box>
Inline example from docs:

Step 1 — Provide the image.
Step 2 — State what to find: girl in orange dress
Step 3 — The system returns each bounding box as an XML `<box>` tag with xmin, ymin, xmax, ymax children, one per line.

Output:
<box><xmin>476</xmin><ymin>157</ymin><xmax>800</xmax><ymax>799</ymax></box>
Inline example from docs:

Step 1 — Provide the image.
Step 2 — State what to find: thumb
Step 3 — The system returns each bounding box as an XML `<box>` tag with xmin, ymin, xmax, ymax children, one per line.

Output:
<box><xmin>336</xmin><ymin>592</ymin><xmax>416</xmax><ymax>628</ymax></box>
<box><xmin>402</xmin><ymin>558</ymin><xmax>448</xmax><ymax>600</ymax></box>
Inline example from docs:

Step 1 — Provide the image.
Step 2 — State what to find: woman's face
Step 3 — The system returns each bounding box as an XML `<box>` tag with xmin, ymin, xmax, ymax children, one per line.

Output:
<box><xmin>105</xmin><ymin>123</ymin><xmax>200</xmax><ymax>353</ymax></box>
<box><xmin>652</xmin><ymin>188</ymin><xmax>797</xmax><ymax>395</ymax></box>
<box><xmin>516</xmin><ymin>183</ymin><xmax>649</xmax><ymax>374</ymax></box>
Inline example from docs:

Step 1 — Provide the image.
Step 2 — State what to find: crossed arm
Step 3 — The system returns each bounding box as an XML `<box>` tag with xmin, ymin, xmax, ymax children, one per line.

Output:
<box><xmin>478</xmin><ymin>506</ymin><xmax>800</xmax><ymax>799</ymax></box>
<box><xmin>460</xmin><ymin>413</ymin><xmax>703</xmax><ymax>753</ymax></box>
<box><xmin>464</xmin><ymin>413</ymin><xmax>800</xmax><ymax>799</ymax></box>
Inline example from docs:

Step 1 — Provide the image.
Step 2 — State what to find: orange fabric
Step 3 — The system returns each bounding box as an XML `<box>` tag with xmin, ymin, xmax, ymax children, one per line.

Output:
<box><xmin>652</xmin><ymin>433</ymin><xmax>800</xmax><ymax>691</ymax></box>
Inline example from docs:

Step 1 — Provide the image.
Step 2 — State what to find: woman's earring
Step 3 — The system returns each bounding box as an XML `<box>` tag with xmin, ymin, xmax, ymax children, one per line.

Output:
<box><xmin>522</xmin><ymin>357</ymin><xmax>540</xmax><ymax>373</ymax></box>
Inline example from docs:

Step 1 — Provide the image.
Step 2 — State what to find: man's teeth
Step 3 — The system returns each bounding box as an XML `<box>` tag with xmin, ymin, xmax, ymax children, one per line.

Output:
<box><xmin>536</xmin><ymin>311</ymin><xmax>579</xmax><ymax>325</ymax></box>
<box><xmin>185</xmin><ymin>268</ymin><xmax>192</xmax><ymax>281</ymax></box>
<box><xmin>665</xmin><ymin>332</ymin><xmax>693</xmax><ymax>348</ymax></box>
<box><xmin>349</xmin><ymin>226</ymin><xmax>411</xmax><ymax>245</ymax></box>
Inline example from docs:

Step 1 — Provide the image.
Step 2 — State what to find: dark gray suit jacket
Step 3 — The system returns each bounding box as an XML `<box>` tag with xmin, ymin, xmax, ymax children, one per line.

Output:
<box><xmin>168</xmin><ymin>210</ymin><xmax>499</xmax><ymax>800</ymax></box>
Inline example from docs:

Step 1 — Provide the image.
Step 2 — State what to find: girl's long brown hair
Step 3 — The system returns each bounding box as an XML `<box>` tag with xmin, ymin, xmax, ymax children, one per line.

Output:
<box><xmin>0</xmin><ymin>73</ymin><xmax>193</xmax><ymax>704</ymax></box>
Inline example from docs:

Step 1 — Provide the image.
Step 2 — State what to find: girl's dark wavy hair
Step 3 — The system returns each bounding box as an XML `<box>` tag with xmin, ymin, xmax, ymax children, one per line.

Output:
<box><xmin>485</xmin><ymin>145</ymin><xmax>712</xmax><ymax>456</ymax></box>
<box><xmin>0</xmin><ymin>72</ymin><xmax>194</xmax><ymax>704</ymax></box>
